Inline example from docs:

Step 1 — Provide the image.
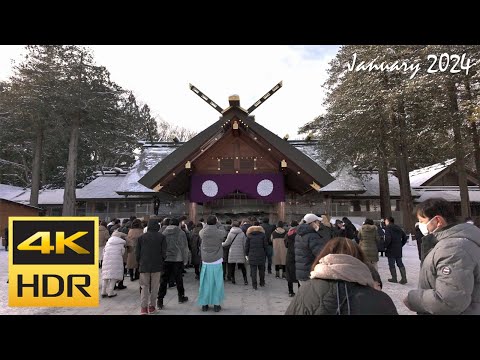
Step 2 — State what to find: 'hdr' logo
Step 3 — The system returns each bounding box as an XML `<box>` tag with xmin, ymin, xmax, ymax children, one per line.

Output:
<box><xmin>9</xmin><ymin>217</ymin><xmax>99</xmax><ymax>307</ymax></box>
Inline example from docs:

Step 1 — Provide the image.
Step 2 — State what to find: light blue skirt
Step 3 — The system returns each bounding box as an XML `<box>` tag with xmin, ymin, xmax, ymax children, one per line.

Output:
<box><xmin>197</xmin><ymin>263</ymin><xmax>224</xmax><ymax>306</ymax></box>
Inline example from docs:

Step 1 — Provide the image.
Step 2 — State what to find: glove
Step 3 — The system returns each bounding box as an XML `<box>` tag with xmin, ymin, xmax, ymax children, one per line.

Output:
<box><xmin>245</xmin><ymin>256</ymin><xmax>249</xmax><ymax>261</ymax></box>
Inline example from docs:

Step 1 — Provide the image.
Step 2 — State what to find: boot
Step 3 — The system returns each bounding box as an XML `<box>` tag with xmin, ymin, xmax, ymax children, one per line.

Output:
<box><xmin>399</xmin><ymin>267</ymin><xmax>407</xmax><ymax>284</ymax></box>
<box><xmin>115</xmin><ymin>281</ymin><xmax>127</xmax><ymax>290</ymax></box>
<box><xmin>157</xmin><ymin>298</ymin><xmax>163</xmax><ymax>309</ymax></box>
<box><xmin>134</xmin><ymin>269</ymin><xmax>140</xmax><ymax>280</ymax></box>
<box><xmin>387</xmin><ymin>267</ymin><xmax>398</xmax><ymax>283</ymax></box>
<box><xmin>231</xmin><ymin>274</ymin><xmax>236</xmax><ymax>284</ymax></box>
<box><xmin>268</xmin><ymin>265</ymin><xmax>272</xmax><ymax>274</ymax></box>
<box><xmin>178</xmin><ymin>295</ymin><xmax>189</xmax><ymax>303</ymax></box>
<box><xmin>243</xmin><ymin>274</ymin><xmax>248</xmax><ymax>285</ymax></box>
<box><xmin>275</xmin><ymin>270</ymin><xmax>280</xmax><ymax>279</ymax></box>
<box><xmin>129</xmin><ymin>269</ymin><xmax>135</xmax><ymax>281</ymax></box>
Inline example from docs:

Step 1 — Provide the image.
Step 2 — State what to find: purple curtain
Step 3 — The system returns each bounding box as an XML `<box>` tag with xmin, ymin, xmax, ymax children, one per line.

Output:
<box><xmin>189</xmin><ymin>173</ymin><xmax>284</xmax><ymax>203</ymax></box>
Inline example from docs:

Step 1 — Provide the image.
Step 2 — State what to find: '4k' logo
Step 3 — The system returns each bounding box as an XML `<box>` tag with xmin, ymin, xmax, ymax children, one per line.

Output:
<box><xmin>17</xmin><ymin>231</ymin><xmax>90</xmax><ymax>254</ymax></box>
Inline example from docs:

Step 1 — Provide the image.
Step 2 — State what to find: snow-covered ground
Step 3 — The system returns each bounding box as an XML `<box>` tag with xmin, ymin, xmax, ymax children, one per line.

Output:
<box><xmin>0</xmin><ymin>242</ymin><xmax>420</xmax><ymax>315</ymax></box>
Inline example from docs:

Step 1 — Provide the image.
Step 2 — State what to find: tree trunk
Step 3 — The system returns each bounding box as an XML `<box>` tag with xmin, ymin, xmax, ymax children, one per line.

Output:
<box><xmin>378</xmin><ymin>113</ymin><xmax>392</xmax><ymax>219</ymax></box>
<box><xmin>63</xmin><ymin>115</ymin><xmax>80</xmax><ymax>216</ymax></box>
<box><xmin>449</xmin><ymin>82</ymin><xmax>471</xmax><ymax>218</ymax></box>
<box><xmin>464</xmin><ymin>80</ymin><xmax>480</xmax><ymax>188</ymax></box>
<box><xmin>391</xmin><ymin>104</ymin><xmax>414</xmax><ymax>234</ymax></box>
<box><xmin>471</xmin><ymin>120</ymin><xmax>480</xmax><ymax>188</ymax></box>
<box><xmin>30</xmin><ymin>126</ymin><xmax>43</xmax><ymax>207</ymax></box>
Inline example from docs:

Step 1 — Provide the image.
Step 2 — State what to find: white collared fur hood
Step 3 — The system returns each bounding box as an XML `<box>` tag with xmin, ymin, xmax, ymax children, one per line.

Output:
<box><xmin>246</xmin><ymin>226</ymin><xmax>265</xmax><ymax>236</ymax></box>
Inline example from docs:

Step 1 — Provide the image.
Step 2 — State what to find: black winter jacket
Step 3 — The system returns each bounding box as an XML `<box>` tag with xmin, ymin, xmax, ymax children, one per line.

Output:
<box><xmin>294</xmin><ymin>224</ymin><xmax>328</xmax><ymax>281</ymax></box>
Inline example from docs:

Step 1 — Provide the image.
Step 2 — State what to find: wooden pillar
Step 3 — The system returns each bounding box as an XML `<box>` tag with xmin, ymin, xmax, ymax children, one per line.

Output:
<box><xmin>189</xmin><ymin>202</ymin><xmax>197</xmax><ymax>223</ymax></box>
<box><xmin>366</xmin><ymin>200</ymin><xmax>370</xmax><ymax>212</ymax></box>
<box><xmin>278</xmin><ymin>201</ymin><xmax>286</xmax><ymax>222</ymax></box>
<box><xmin>324</xmin><ymin>196</ymin><xmax>332</xmax><ymax>215</ymax></box>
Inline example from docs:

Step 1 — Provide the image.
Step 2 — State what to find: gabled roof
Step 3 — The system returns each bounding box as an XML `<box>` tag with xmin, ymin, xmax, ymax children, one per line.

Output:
<box><xmin>0</xmin><ymin>198</ymin><xmax>43</xmax><ymax>210</ymax></box>
<box><xmin>117</xmin><ymin>144</ymin><xmax>180</xmax><ymax>195</ymax></box>
<box><xmin>138</xmin><ymin>116</ymin><xmax>224</xmax><ymax>189</ymax></box>
<box><xmin>77</xmin><ymin>175</ymin><xmax>128</xmax><ymax>199</ymax></box>
<box><xmin>0</xmin><ymin>184</ymin><xmax>27</xmax><ymax>201</ymax></box>
<box><xmin>10</xmin><ymin>189</ymin><xmax>65</xmax><ymax>205</ymax></box>
<box><xmin>138</xmin><ymin>108</ymin><xmax>335</xmax><ymax>190</ymax></box>
<box><xmin>415</xmin><ymin>186</ymin><xmax>480</xmax><ymax>203</ymax></box>
<box><xmin>409</xmin><ymin>159</ymin><xmax>456</xmax><ymax>187</ymax></box>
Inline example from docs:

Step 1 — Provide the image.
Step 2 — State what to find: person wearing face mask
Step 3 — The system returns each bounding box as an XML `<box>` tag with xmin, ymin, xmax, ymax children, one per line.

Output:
<box><xmin>404</xmin><ymin>198</ymin><xmax>480</xmax><ymax>315</ymax></box>
<box><xmin>294</xmin><ymin>214</ymin><xmax>329</xmax><ymax>285</ymax></box>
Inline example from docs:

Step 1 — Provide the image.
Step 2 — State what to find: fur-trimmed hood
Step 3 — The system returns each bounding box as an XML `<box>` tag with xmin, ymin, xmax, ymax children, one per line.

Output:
<box><xmin>246</xmin><ymin>225</ymin><xmax>265</xmax><ymax>236</ymax></box>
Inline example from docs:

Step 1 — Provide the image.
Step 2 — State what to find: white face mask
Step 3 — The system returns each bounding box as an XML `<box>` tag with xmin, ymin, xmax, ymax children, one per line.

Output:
<box><xmin>467</xmin><ymin>221</ymin><xmax>474</xmax><ymax>225</ymax></box>
<box><xmin>418</xmin><ymin>217</ymin><xmax>436</xmax><ymax>236</ymax></box>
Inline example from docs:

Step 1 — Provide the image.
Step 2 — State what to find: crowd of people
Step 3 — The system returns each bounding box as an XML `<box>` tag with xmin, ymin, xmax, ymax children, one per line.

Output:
<box><xmin>97</xmin><ymin>197</ymin><xmax>480</xmax><ymax>315</ymax></box>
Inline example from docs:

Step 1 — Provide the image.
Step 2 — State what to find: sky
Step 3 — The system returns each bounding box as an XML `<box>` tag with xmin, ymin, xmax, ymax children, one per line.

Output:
<box><xmin>0</xmin><ymin>45</ymin><xmax>340</xmax><ymax>139</ymax></box>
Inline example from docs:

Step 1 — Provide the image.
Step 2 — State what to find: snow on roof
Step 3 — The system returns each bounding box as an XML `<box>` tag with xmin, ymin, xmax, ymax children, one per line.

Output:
<box><xmin>77</xmin><ymin>175</ymin><xmax>127</xmax><ymax>199</ymax></box>
<box><xmin>320</xmin><ymin>167</ymin><xmax>366</xmax><ymax>192</ymax></box>
<box><xmin>358</xmin><ymin>171</ymin><xmax>418</xmax><ymax>197</ymax></box>
<box><xmin>291</xmin><ymin>142</ymin><xmax>330</xmax><ymax>169</ymax></box>
<box><xmin>11</xmin><ymin>189</ymin><xmax>65</xmax><ymax>205</ymax></box>
<box><xmin>0</xmin><ymin>184</ymin><xmax>27</xmax><ymax>201</ymax></box>
<box><xmin>415</xmin><ymin>187</ymin><xmax>480</xmax><ymax>203</ymax></box>
<box><xmin>117</xmin><ymin>145</ymin><xmax>180</xmax><ymax>193</ymax></box>
<box><xmin>409</xmin><ymin>159</ymin><xmax>455</xmax><ymax>187</ymax></box>
<box><xmin>292</xmin><ymin>143</ymin><xmax>365</xmax><ymax>192</ymax></box>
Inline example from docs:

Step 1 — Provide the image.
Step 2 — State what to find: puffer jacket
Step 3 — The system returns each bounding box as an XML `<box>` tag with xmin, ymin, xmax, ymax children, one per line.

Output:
<box><xmin>407</xmin><ymin>223</ymin><xmax>480</xmax><ymax>315</ymax></box>
<box><xmin>102</xmin><ymin>233</ymin><xmax>126</xmax><ymax>280</ymax></box>
<box><xmin>285</xmin><ymin>254</ymin><xmax>398</xmax><ymax>315</ymax></box>
<box><xmin>358</xmin><ymin>224</ymin><xmax>380</xmax><ymax>263</ymax></box>
<box><xmin>223</xmin><ymin>226</ymin><xmax>247</xmax><ymax>264</ymax></box>
<box><xmin>294</xmin><ymin>224</ymin><xmax>329</xmax><ymax>281</ymax></box>
<box><xmin>245</xmin><ymin>226</ymin><xmax>268</xmax><ymax>266</ymax></box>
<box><xmin>163</xmin><ymin>225</ymin><xmax>189</xmax><ymax>263</ymax></box>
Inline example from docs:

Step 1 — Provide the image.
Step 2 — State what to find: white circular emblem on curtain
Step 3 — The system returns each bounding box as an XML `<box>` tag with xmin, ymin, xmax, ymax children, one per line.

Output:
<box><xmin>202</xmin><ymin>180</ymin><xmax>218</xmax><ymax>197</ymax></box>
<box><xmin>257</xmin><ymin>179</ymin><xmax>274</xmax><ymax>196</ymax></box>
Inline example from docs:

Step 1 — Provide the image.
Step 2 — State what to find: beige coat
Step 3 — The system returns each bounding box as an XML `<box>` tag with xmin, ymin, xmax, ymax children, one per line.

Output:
<box><xmin>99</xmin><ymin>225</ymin><xmax>110</xmax><ymax>247</ymax></box>
<box><xmin>272</xmin><ymin>228</ymin><xmax>287</xmax><ymax>266</ymax></box>
<box><xmin>126</xmin><ymin>228</ymin><xmax>143</xmax><ymax>269</ymax></box>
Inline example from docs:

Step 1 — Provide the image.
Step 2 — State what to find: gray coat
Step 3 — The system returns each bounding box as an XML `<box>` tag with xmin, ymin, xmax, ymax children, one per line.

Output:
<box><xmin>223</xmin><ymin>226</ymin><xmax>247</xmax><ymax>264</ymax></box>
<box><xmin>163</xmin><ymin>225</ymin><xmax>189</xmax><ymax>263</ymax></box>
<box><xmin>407</xmin><ymin>223</ymin><xmax>480</xmax><ymax>315</ymax></box>
<box><xmin>200</xmin><ymin>224</ymin><xmax>227</xmax><ymax>263</ymax></box>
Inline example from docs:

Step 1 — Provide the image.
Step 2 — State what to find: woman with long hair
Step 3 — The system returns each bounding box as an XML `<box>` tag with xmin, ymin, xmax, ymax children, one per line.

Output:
<box><xmin>285</xmin><ymin>237</ymin><xmax>397</xmax><ymax>315</ymax></box>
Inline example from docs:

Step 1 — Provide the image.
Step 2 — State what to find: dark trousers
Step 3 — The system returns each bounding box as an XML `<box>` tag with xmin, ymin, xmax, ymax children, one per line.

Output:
<box><xmin>222</xmin><ymin>262</ymin><xmax>230</xmax><ymax>280</ymax></box>
<box><xmin>250</xmin><ymin>264</ymin><xmax>265</xmax><ymax>286</ymax></box>
<box><xmin>275</xmin><ymin>265</ymin><xmax>286</xmax><ymax>272</ymax></box>
<box><xmin>266</xmin><ymin>246</ymin><xmax>273</xmax><ymax>272</ymax></box>
<box><xmin>288</xmin><ymin>281</ymin><xmax>300</xmax><ymax>293</ymax></box>
<box><xmin>388</xmin><ymin>257</ymin><xmax>405</xmax><ymax>268</ymax></box>
<box><xmin>158</xmin><ymin>261</ymin><xmax>185</xmax><ymax>299</ymax></box>
<box><xmin>228</xmin><ymin>263</ymin><xmax>247</xmax><ymax>280</ymax></box>
<box><xmin>194</xmin><ymin>264</ymin><xmax>200</xmax><ymax>276</ymax></box>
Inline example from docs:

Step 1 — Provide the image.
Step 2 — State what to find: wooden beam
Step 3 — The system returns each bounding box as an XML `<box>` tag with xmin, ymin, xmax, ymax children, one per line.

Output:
<box><xmin>278</xmin><ymin>201</ymin><xmax>286</xmax><ymax>221</ymax></box>
<box><xmin>188</xmin><ymin>201</ymin><xmax>197</xmax><ymax>223</ymax></box>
